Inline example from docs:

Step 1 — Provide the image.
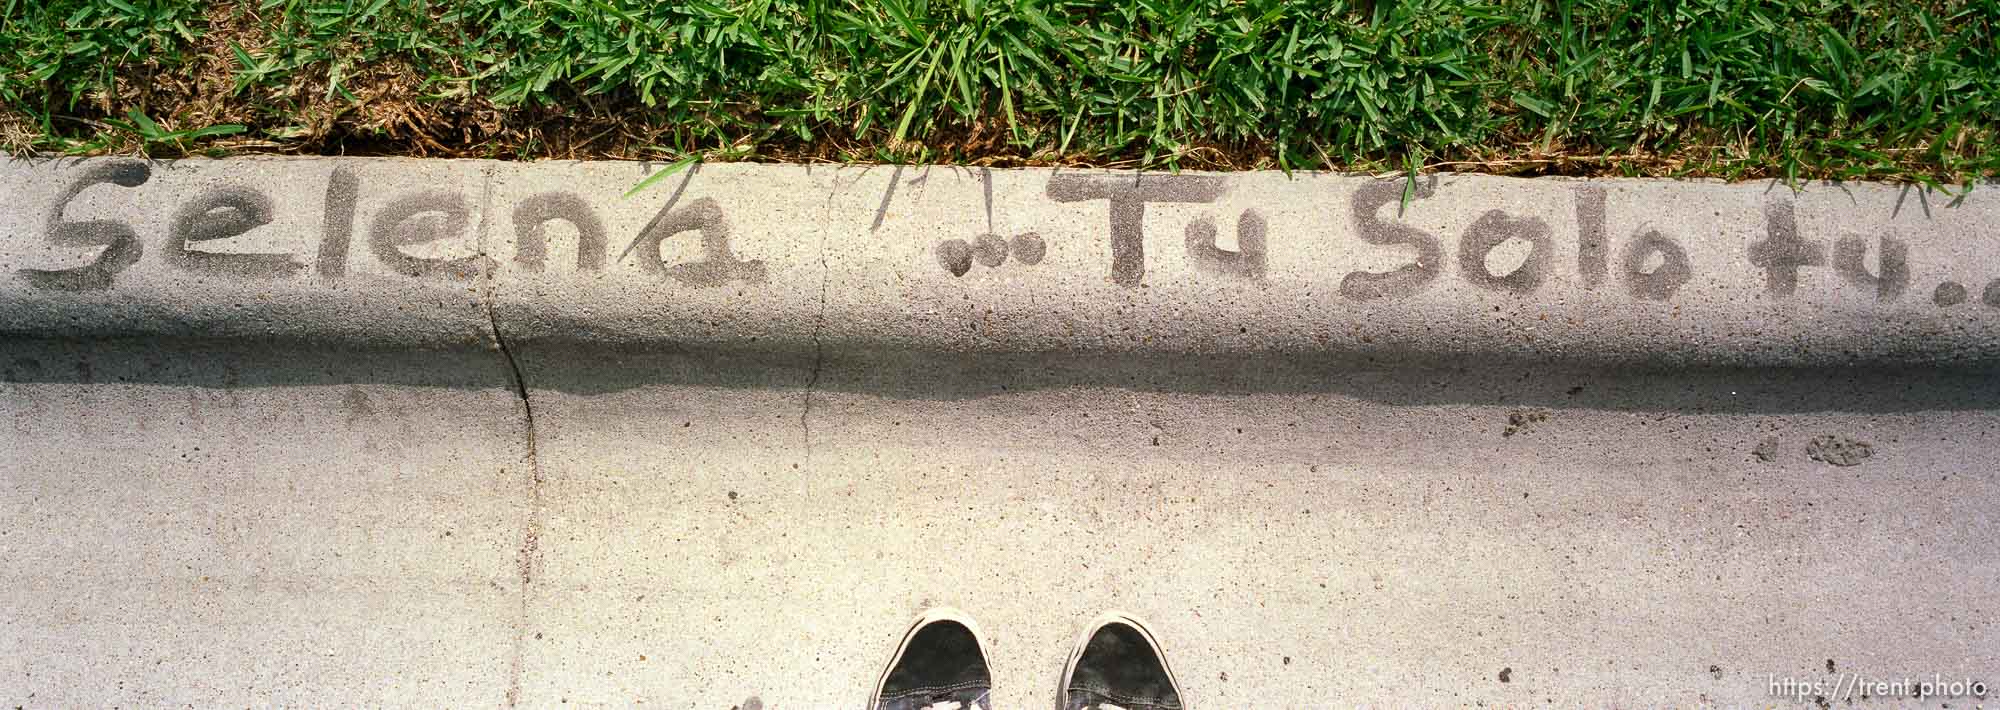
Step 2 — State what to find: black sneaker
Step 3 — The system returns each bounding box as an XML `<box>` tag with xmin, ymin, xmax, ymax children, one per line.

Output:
<box><xmin>871</xmin><ymin>608</ymin><xmax>994</xmax><ymax>710</ymax></box>
<box><xmin>1058</xmin><ymin>612</ymin><xmax>1186</xmax><ymax>710</ymax></box>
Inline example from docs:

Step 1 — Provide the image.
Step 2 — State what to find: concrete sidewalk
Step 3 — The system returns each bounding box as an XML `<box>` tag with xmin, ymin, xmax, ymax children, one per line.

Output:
<box><xmin>3</xmin><ymin>157</ymin><xmax>1999</xmax><ymax>363</ymax></box>
<box><xmin>3</xmin><ymin>158</ymin><xmax>1997</xmax><ymax>708</ymax></box>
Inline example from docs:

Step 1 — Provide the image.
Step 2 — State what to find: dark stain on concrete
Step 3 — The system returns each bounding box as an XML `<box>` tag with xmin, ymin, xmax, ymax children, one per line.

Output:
<box><xmin>1805</xmin><ymin>435</ymin><xmax>1873</xmax><ymax>466</ymax></box>
<box><xmin>342</xmin><ymin>387</ymin><xmax>376</xmax><ymax>422</ymax></box>
<box><xmin>317</xmin><ymin>166</ymin><xmax>360</xmax><ymax>277</ymax></box>
<box><xmin>1934</xmin><ymin>281</ymin><xmax>1969</xmax><ymax>307</ymax></box>
<box><xmin>1186</xmin><ymin>209</ymin><xmax>1268</xmax><ymax>280</ymax></box>
<box><xmin>1575</xmin><ymin>185</ymin><xmax>1608</xmax><ymax>288</ymax></box>
<box><xmin>19</xmin><ymin>160</ymin><xmax>151</xmax><ymax>291</ymax></box>
<box><xmin>1341</xmin><ymin>179</ymin><xmax>1442</xmax><ymax>301</ymax></box>
<box><xmin>369</xmin><ymin>190</ymin><xmax>491</xmax><ymax>278</ymax></box>
<box><xmin>937</xmin><ymin>238</ymin><xmax>974</xmax><ymax>277</ymax></box>
<box><xmin>513</xmin><ymin>191</ymin><xmax>608</xmax><ymax>272</ymax></box>
<box><xmin>1010</xmin><ymin>232</ymin><xmax>1046</xmax><ymax>265</ymax></box>
<box><xmin>972</xmin><ymin>233</ymin><xmax>1009</xmax><ymax>267</ymax></box>
<box><xmin>1833</xmin><ymin>235</ymin><xmax>1909</xmax><ymax>301</ymax></box>
<box><xmin>1459</xmin><ymin>210</ymin><xmax>1553</xmax><ymax>294</ymax></box>
<box><xmin>624</xmin><ymin>197</ymin><xmax>765</xmax><ymax>286</ymax></box>
<box><xmin>1750</xmin><ymin>199</ymin><xmax>1825</xmax><ymax>297</ymax></box>
<box><xmin>1622</xmin><ymin>229</ymin><xmax>1694</xmax><ymax>301</ymax></box>
<box><xmin>1753</xmin><ymin>437</ymin><xmax>1780</xmax><ymax>463</ymax></box>
<box><xmin>1046</xmin><ymin>173</ymin><xmax>1227</xmax><ymax>287</ymax></box>
<box><xmin>1503</xmin><ymin>409</ymin><xmax>1549</xmax><ymax>437</ymax></box>
<box><xmin>167</xmin><ymin>185</ymin><xmax>302</xmax><ymax>277</ymax></box>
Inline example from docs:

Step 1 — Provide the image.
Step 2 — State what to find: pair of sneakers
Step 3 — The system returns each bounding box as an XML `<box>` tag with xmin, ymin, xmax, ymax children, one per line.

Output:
<box><xmin>871</xmin><ymin>608</ymin><xmax>1186</xmax><ymax>710</ymax></box>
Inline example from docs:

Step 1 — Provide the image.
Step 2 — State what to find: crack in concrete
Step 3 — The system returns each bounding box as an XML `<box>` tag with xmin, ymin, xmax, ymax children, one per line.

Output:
<box><xmin>487</xmin><ymin>296</ymin><xmax>543</xmax><ymax>709</ymax></box>
<box><xmin>801</xmin><ymin>217</ymin><xmax>830</xmax><ymax>462</ymax></box>
<box><xmin>475</xmin><ymin>165</ymin><xmax>545</xmax><ymax>708</ymax></box>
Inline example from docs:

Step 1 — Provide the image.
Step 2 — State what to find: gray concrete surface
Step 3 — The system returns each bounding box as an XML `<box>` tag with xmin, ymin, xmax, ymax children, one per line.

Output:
<box><xmin>4</xmin><ymin>157</ymin><xmax>2000</xmax><ymax>363</ymax></box>
<box><xmin>4</xmin><ymin>158</ymin><xmax>1998</xmax><ymax>707</ymax></box>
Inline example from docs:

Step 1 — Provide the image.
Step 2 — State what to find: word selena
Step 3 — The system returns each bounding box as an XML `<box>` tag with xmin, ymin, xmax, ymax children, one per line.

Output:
<box><xmin>16</xmin><ymin>161</ymin><xmax>763</xmax><ymax>291</ymax></box>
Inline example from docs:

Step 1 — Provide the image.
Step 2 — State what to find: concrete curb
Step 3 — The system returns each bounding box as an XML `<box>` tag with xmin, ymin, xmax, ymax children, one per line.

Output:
<box><xmin>5</xmin><ymin>157</ymin><xmax>1998</xmax><ymax>365</ymax></box>
<box><xmin>8</xmin><ymin>157</ymin><xmax>2000</xmax><ymax>709</ymax></box>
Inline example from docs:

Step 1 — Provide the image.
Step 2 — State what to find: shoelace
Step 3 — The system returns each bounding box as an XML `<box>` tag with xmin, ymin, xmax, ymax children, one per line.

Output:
<box><xmin>916</xmin><ymin>688</ymin><xmax>992</xmax><ymax>710</ymax></box>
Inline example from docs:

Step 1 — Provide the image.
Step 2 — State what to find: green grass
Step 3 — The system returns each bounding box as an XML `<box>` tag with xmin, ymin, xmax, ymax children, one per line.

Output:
<box><xmin>1</xmin><ymin>0</ymin><xmax>1995</xmax><ymax>186</ymax></box>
